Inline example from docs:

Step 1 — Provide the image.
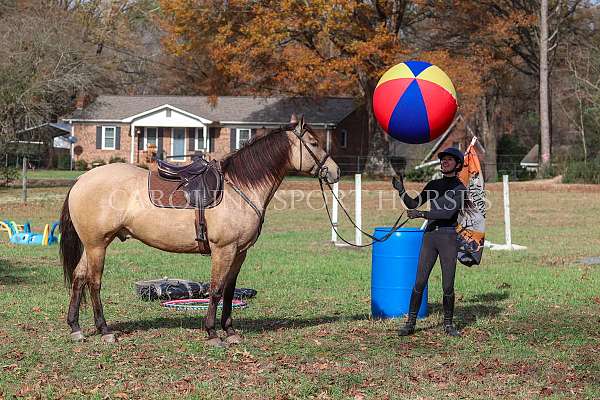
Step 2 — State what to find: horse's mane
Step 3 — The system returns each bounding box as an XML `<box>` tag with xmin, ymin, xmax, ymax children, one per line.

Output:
<box><xmin>221</xmin><ymin>127</ymin><xmax>291</xmax><ymax>189</ymax></box>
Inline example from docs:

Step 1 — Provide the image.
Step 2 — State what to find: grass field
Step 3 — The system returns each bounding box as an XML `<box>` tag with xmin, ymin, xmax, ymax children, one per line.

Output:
<box><xmin>25</xmin><ymin>170</ymin><xmax>84</xmax><ymax>180</ymax></box>
<box><xmin>0</xmin><ymin>178</ymin><xmax>599</xmax><ymax>399</ymax></box>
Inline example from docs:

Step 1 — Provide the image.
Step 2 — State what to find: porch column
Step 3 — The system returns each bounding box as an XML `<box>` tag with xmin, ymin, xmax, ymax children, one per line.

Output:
<box><xmin>130</xmin><ymin>124</ymin><xmax>135</xmax><ymax>163</ymax></box>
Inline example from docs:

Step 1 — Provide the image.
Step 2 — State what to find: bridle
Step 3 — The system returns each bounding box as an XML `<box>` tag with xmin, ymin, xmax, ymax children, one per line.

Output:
<box><xmin>227</xmin><ymin>121</ymin><xmax>408</xmax><ymax>249</ymax></box>
<box><xmin>291</xmin><ymin>122</ymin><xmax>331</xmax><ymax>180</ymax></box>
<box><xmin>288</xmin><ymin>121</ymin><xmax>409</xmax><ymax>247</ymax></box>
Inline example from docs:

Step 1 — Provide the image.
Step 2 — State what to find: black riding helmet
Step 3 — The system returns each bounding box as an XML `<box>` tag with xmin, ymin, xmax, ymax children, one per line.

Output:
<box><xmin>437</xmin><ymin>147</ymin><xmax>464</xmax><ymax>171</ymax></box>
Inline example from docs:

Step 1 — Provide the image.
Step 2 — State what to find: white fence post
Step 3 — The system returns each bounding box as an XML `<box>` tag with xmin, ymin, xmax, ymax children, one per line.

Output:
<box><xmin>485</xmin><ymin>174</ymin><xmax>526</xmax><ymax>251</ymax></box>
<box><xmin>355</xmin><ymin>173</ymin><xmax>362</xmax><ymax>246</ymax></box>
<box><xmin>331</xmin><ymin>181</ymin><xmax>339</xmax><ymax>243</ymax></box>
<box><xmin>503</xmin><ymin>175</ymin><xmax>512</xmax><ymax>247</ymax></box>
<box><xmin>22</xmin><ymin>157</ymin><xmax>27</xmax><ymax>204</ymax></box>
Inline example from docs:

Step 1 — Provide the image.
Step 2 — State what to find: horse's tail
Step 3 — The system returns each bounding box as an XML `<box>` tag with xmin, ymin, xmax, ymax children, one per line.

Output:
<box><xmin>59</xmin><ymin>188</ymin><xmax>83</xmax><ymax>288</ymax></box>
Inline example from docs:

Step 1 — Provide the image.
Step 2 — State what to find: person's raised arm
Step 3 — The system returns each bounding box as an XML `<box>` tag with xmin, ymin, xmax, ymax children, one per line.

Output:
<box><xmin>392</xmin><ymin>176</ymin><xmax>433</xmax><ymax>209</ymax></box>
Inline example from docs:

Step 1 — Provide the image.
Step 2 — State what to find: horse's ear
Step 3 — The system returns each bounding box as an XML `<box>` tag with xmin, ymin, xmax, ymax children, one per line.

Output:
<box><xmin>290</xmin><ymin>113</ymin><xmax>298</xmax><ymax>125</ymax></box>
<box><xmin>298</xmin><ymin>114</ymin><xmax>305</xmax><ymax>129</ymax></box>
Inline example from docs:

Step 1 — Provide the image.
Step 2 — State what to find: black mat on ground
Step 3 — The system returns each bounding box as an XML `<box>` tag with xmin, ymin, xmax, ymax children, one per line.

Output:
<box><xmin>135</xmin><ymin>278</ymin><xmax>257</xmax><ymax>301</ymax></box>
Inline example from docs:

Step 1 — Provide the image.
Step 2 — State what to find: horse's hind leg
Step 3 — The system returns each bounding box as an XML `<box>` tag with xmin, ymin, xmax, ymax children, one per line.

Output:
<box><xmin>85</xmin><ymin>246</ymin><xmax>115</xmax><ymax>342</ymax></box>
<box><xmin>67</xmin><ymin>255</ymin><xmax>88</xmax><ymax>342</ymax></box>
<box><xmin>222</xmin><ymin>251</ymin><xmax>246</xmax><ymax>345</ymax></box>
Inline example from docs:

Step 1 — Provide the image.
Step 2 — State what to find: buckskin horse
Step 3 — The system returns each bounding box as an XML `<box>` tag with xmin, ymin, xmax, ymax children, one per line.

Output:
<box><xmin>59</xmin><ymin>117</ymin><xmax>340</xmax><ymax>347</ymax></box>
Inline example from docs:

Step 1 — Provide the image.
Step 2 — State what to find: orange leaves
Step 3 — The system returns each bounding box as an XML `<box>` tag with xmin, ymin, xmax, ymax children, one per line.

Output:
<box><xmin>157</xmin><ymin>0</ymin><xmax>427</xmax><ymax>96</ymax></box>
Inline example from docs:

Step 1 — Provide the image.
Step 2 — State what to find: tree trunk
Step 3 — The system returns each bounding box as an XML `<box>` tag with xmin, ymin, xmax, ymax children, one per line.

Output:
<box><xmin>539</xmin><ymin>0</ymin><xmax>551</xmax><ymax>174</ymax></box>
<box><xmin>360</xmin><ymin>73</ymin><xmax>394</xmax><ymax>177</ymax></box>
<box><xmin>480</xmin><ymin>96</ymin><xmax>497</xmax><ymax>182</ymax></box>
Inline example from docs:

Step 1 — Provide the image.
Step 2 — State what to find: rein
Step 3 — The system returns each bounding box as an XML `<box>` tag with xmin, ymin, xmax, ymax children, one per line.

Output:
<box><xmin>291</xmin><ymin>123</ymin><xmax>410</xmax><ymax>247</ymax></box>
<box><xmin>317</xmin><ymin>177</ymin><xmax>409</xmax><ymax>248</ymax></box>
<box><xmin>226</xmin><ymin>122</ymin><xmax>409</xmax><ymax>248</ymax></box>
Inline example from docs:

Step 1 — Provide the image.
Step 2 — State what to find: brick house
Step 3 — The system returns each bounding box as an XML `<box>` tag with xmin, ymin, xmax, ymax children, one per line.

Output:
<box><xmin>63</xmin><ymin>95</ymin><xmax>369</xmax><ymax>172</ymax></box>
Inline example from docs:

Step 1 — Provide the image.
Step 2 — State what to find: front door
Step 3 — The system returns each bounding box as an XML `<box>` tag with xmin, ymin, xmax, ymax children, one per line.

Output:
<box><xmin>171</xmin><ymin>128</ymin><xmax>186</xmax><ymax>161</ymax></box>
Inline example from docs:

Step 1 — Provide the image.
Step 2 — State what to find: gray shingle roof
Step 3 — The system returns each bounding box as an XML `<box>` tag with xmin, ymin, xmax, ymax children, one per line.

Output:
<box><xmin>520</xmin><ymin>144</ymin><xmax>539</xmax><ymax>165</ymax></box>
<box><xmin>65</xmin><ymin>95</ymin><xmax>359</xmax><ymax>125</ymax></box>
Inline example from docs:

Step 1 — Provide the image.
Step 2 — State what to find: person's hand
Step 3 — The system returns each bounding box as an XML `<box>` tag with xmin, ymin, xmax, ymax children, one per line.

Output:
<box><xmin>392</xmin><ymin>175</ymin><xmax>405</xmax><ymax>193</ymax></box>
<box><xmin>407</xmin><ymin>209</ymin><xmax>426</xmax><ymax>219</ymax></box>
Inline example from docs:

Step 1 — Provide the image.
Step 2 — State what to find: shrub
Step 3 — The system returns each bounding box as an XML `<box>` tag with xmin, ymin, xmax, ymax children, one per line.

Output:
<box><xmin>109</xmin><ymin>156</ymin><xmax>126</xmax><ymax>163</ymax></box>
<box><xmin>90</xmin><ymin>159</ymin><xmax>106</xmax><ymax>168</ymax></box>
<box><xmin>57</xmin><ymin>154</ymin><xmax>71</xmax><ymax>170</ymax></box>
<box><xmin>74</xmin><ymin>159</ymin><xmax>88</xmax><ymax>171</ymax></box>
<box><xmin>562</xmin><ymin>158</ymin><xmax>600</xmax><ymax>184</ymax></box>
<box><xmin>0</xmin><ymin>166</ymin><xmax>19</xmax><ymax>186</ymax></box>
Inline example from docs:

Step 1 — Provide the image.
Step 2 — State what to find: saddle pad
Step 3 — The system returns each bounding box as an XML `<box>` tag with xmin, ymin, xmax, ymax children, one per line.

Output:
<box><xmin>148</xmin><ymin>171</ymin><xmax>194</xmax><ymax>209</ymax></box>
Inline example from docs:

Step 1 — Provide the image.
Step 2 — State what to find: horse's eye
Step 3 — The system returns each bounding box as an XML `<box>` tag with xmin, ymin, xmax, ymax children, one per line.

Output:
<box><xmin>309</xmin><ymin>141</ymin><xmax>318</xmax><ymax>147</ymax></box>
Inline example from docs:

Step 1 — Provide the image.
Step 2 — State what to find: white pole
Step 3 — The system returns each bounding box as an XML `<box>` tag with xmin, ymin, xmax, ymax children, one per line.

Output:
<box><xmin>22</xmin><ymin>157</ymin><xmax>27</xmax><ymax>204</ymax></box>
<box><xmin>130</xmin><ymin>124</ymin><xmax>136</xmax><ymax>164</ymax></box>
<box><xmin>503</xmin><ymin>175</ymin><xmax>512</xmax><ymax>247</ymax></box>
<box><xmin>331</xmin><ymin>181</ymin><xmax>339</xmax><ymax>243</ymax></box>
<box><xmin>355</xmin><ymin>173</ymin><xmax>362</xmax><ymax>246</ymax></box>
<box><xmin>70</xmin><ymin>124</ymin><xmax>75</xmax><ymax>171</ymax></box>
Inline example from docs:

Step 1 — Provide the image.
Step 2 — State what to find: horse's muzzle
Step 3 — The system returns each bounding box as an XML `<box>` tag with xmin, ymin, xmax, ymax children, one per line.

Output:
<box><xmin>321</xmin><ymin>165</ymin><xmax>340</xmax><ymax>184</ymax></box>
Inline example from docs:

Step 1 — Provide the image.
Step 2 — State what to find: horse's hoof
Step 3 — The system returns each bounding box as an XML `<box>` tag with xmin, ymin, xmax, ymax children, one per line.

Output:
<box><xmin>207</xmin><ymin>337</ymin><xmax>227</xmax><ymax>348</ymax></box>
<box><xmin>101</xmin><ymin>333</ymin><xmax>117</xmax><ymax>343</ymax></box>
<box><xmin>70</xmin><ymin>331</ymin><xmax>85</xmax><ymax>342</ymax></box>
<box><xmin>224</xmin><ymin>334</ymin><xmax>242</xmax><ymax>345</ymax></box>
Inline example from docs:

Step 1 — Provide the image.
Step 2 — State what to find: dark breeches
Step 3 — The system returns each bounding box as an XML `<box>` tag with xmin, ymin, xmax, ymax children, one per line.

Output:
<box><xmin>414</xmin><ymin>229</ymin><xmax>458</xmax><ymax>296</ymax></box>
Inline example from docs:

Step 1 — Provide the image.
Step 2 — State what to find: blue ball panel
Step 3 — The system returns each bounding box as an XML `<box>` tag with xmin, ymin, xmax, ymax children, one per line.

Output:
<box><xmin>387</xmin><ymin>79</ymin><xmax>430</xmax><ymax>144</ymax></box>
<box><xmin>404</xmin><ymin>60</ymin><xmax>432</xmax><ymax>77</ymax></box>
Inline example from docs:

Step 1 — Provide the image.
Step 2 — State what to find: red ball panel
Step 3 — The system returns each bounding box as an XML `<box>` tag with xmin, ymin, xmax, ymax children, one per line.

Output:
<box><xmin>417</xmin><ymin>79</ymin><xmax>458</xmax><ymax>140</ymax></box>
<box><xmin>373</xmin><ymin>78</ymin><xmax>414</xmax><ymax>132</ymax></box>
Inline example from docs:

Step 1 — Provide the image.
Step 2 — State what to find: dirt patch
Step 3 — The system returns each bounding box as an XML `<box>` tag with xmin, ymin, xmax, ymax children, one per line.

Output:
<box><xmin>6</xmin><ymin>179</ymin><xmax>75</xmax><ymax>188</ymax></box>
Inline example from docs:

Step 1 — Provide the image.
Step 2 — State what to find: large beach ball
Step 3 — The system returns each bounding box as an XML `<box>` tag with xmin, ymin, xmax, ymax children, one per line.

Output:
<box><xmin>373</xmin><ymin>61</ymin><xmax>457</xmax><ymax>144</ymax></box>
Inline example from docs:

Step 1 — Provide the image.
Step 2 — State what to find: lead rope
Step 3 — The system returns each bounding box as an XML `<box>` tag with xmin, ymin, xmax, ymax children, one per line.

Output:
<box><xmin>318</xmin><ymin>177</ymin><xmax>410</xmax><ymax>248</ymax></box>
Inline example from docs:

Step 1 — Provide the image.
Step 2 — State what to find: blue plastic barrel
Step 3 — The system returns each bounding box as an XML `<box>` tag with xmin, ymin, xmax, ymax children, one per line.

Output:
<box><xmin>371</xmin><ymin>227</ymin><xmax>428</xmax><ymax>319</ymax></box>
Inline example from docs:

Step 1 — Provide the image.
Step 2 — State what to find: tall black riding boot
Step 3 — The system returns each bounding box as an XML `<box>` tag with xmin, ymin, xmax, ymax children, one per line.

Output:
<box><xmin>443</xmin><ymin>293</ymin><xmax>460</xmax><ymax>337</ymax></box>
<box><xmin>398</xmin><ymin>289</ymin><xmax>423</xmax><ymax>336</ymax></box>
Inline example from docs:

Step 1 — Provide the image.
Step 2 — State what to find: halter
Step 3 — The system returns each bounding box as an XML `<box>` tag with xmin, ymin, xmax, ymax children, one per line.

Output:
<box><xmin>291</xmin><ymin>122</ymin><xmax>331</xmax><ymax>179</ymax></box>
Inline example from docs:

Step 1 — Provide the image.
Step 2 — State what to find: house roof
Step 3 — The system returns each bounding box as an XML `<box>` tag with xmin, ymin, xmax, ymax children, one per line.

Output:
<box><xmin>16</xmin><ymin>122</ymin><xmax>72</xmax><ymax>142</ymax></box>
<box><xmin>520</xmin><ymin>144</ymin><xmax>539</xmax><ymax>165</ymax></box>
<box><xmin>64</xmin><ymin>95</ymin><xmax>359</xmax><ymax>126</ymax></box>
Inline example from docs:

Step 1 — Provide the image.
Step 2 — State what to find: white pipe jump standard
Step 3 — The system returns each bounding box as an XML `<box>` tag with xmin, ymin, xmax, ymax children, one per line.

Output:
<box><xmin>355</xmin><ymin>173</ymin><xmax>362</xmax><ymax>246</ymax></box>
<box><xmin>503</xmin><ymin>174</ymin><xmax>512</xmax><ymax>247</ymax></box>
<box><xmin>331</xmin><ymin>174</ymin><xmax>363</xmax><ymax>247</ymax></box>
<box><xmin>485</xmin><ymin>174</ymin><xmax>527</xmax><ymax>251</ymax></box>
<box><xmin>330</xmin><ymin>182</ymin><xmax>339</xmax><ymax>242</ymax></box>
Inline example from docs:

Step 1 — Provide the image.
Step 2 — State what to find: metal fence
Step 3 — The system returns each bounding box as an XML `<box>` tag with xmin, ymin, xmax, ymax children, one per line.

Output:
<box><xmin>333</xmin><ymin>154</ymin><xmax>535</xmax><ymax>181</ymax></box>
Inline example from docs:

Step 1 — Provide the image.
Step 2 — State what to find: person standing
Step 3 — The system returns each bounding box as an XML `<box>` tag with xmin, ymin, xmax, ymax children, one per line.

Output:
<box><xmin>392</xmin><ymin>148</ymin><xmax>467</xmax><ymax>337</ymax></box>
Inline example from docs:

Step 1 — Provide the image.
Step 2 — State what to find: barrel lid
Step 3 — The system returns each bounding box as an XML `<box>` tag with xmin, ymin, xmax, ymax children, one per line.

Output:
<box><xmin>374</xmin><ymin>227</ymin><xmax>423</xmax><ymax>233</ymax></box>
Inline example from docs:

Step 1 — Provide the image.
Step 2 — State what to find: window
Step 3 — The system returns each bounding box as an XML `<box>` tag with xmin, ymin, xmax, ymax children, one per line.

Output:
<box><xmin>102</xmin><ymin>126</ymin><xmax>116</xmax><ymax>150</ymax></box>
<box><xmin>145</xmin><ymin>127</ymin><xmax>157</xmax><ymax>149</ymax></box>
<box><xmin>236</xmin><ymin>128</ymin><xmax>252</xmax><ymax>149</ymax></box>
<box><xmin>195</xmin><ymin>127</ymin><xmax>208</xmax><ymax>151</ymax></box>
<box><xmin>339</xmin><ymin>129</ymin><xmax>348</xmax><ymax>149</ymax></box>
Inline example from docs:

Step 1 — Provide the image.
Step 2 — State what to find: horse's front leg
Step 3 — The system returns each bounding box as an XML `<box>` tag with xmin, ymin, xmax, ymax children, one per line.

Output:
<box><xmin>205</xmin><ymin>244</ymin><xmax>237</xmax><ymax>347</ymax></box>
<box><xmin>221</xmin><ymin>251</ymin><xmax>246</xmax><ymax>345</ymax></box>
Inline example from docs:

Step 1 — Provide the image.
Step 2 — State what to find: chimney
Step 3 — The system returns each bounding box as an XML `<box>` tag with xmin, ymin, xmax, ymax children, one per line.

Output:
<box><xmin>75</xmin><ymin>92</ymin><xmax>93</xmax><ymax>110</ymax></box>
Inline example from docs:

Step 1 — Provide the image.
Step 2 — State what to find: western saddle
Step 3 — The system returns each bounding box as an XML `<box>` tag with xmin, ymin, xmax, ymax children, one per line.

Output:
<box><xmin>148</xmin><ymin>154</ymin><xmax>224</xmax><ymax>254</ymax></box>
